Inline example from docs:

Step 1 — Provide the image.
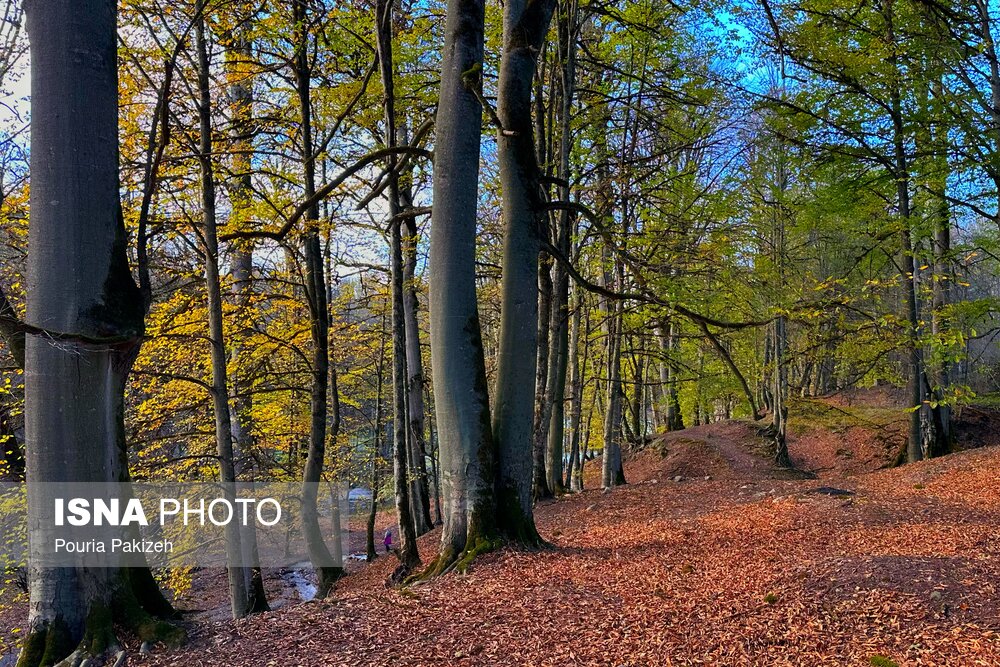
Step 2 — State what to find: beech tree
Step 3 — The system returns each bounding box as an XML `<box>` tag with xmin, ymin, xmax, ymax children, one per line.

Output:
<box><xmin>425</xmin><ymin>0</ymin><xmax>498</xmax><ymax>574</ymax></box>
<box><xmin>19</xmin><ymin>2</ymin><xmax>182</xmax><ymax>664</ymax></box>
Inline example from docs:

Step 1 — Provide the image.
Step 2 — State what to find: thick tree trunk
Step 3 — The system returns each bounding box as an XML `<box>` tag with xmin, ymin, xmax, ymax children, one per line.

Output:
<box><xmin>492</xmin><ymin>0</ymin><xmax>557</xmax><ymax>544</ymax></box>
<box><xmin>425</xmin><ymin>0</ymin><xmax>499</xmax><ymax>575</ymax></box>
<box><xmin>20</xmin><ymin>2</ymin><xmax>182</xmax><ymax>662</ymax></box>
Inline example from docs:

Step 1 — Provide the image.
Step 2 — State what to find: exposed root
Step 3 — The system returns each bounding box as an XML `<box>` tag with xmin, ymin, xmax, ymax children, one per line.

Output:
<box><xmin>17</xmin><ymin>593</ymin><xmax>185</xmax><ymax>667</ymax></box>
<box><xmin>409</xmin><ymin>535</ymin><xmax>503</xmax><ymax>583</ymax></box>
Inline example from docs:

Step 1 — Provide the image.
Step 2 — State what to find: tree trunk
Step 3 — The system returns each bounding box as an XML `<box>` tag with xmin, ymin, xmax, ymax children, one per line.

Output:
<box><xmin>601</xmin><ymin>295</ymin><xmax>626</xmax><ymax>488</ymax></box>
<box><xmin>424</xmin><ymin>0</ymin><xmax>499</xmax><ymax>575</ymax></box>
<box><xmin>565</xmin><ymin>283</ymin><xmax>587</xmax><ymax>492</ymax></box>
<box><xmin>927</xmin><ymin>78</ymin><xmax>952</xmax><ymax>454</ymax></box>
<box><xmin>426</xmin><ymin>384</ymin><xmax>443</xmax><ymax>525</ymax></box>
<box><xmin>663</xmin><ymin>318</ymin><xmax>684</xmax><ymax>431</ymax></box>
<box><xmin>531</xmin><ymin>256</ymin><xmax>553</xmax><ymax>500</ymax></box>
<box><xmin>377</xmin><ymin>0</ymin><xmax>422</xmax><ymax>573</ymax></box>
<box><xmin>223</xmin><ymin>19</ymin><xmax>269</xmax><ymax>616</ymax></box>
<box><xmin>368</xmin><ymin>315</ymin><xmax>388</xmax><ymax>562</ymax></box>
<box><xmin>403</xmin><ymin>209</ymin><xmax>434</xmax><ymax>533</ymax></box>
<box><xmin>292</xmin><ymin>0</ymin><xmax>343</xmax><ymax>595</ymax></box>
<box><xmin>20</xmin><ymin>2</ymin><xmax>182</xmax><ymax>662</ymax></box>
<box><xmin>195</xmin><ymin>9</ymin><xmax>254</xmax><ymax>620</ymax></box>
<box><xmin>880</xmin><ymin>0</ymin><xmax>931</xmax><ymax>464</ymax></box>
<box><xmin>492</xmin><ymin>0</ymin><xmax>558</xmax><ymax>544</ymax></box>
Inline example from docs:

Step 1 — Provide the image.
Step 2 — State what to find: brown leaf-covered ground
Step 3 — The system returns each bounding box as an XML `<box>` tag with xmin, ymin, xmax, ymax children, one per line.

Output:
<box><xmin>4</xmin><ymin>402</ymin><xmax>1000</xmax><ymax>666</ymax></box>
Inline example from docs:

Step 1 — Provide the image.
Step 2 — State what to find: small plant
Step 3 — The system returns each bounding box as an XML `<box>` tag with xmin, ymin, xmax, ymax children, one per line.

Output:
<box><xmin>869</xmin><ymin>656</ymin><xmax>899</xmax><ymax>667</ymax></box>
<box><xmin>763</xmin><ymin>592</ymin><xmax>778</xmax><ymax>605</ymax></box>
<box><xmin>913</xmin><ymin>483</ymin><xmax>925</xmax><ymax>490</ymax></box>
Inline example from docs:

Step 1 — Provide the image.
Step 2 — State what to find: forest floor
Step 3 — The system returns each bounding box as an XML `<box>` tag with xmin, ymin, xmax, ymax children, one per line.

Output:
<box><xmin>4</xmin><ymin>394</ymin><xmax>1000</xmax><ymax>666</ymax></box>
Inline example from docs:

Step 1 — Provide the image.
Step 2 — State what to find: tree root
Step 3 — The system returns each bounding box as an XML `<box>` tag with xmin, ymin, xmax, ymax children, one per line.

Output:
<box><xmin>408</xmin><ymin>534</ymin><xmax>503</xmax><ymax>583</ymax></box>
<box><xmin>315</xmin><ymin>566</ymin><xmax>345</xmax><ymax>599</ymax></box>
<box><xmin>17</xmin><ymin>592</ymin><xmax>186</xmax><ymax>667</ymax></box>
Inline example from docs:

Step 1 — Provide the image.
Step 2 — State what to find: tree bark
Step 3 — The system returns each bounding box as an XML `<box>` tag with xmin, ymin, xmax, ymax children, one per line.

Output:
<box><xmin>601</xmin><ymin>291</ymin><xmax>626</xmax><ymax>488</ymax></box>
<box><xmin>881</xmin><ymin>0</ymin><xmax>932</xmax><ymax>464</ymax></box>
<box><xmin>492</xmin><ymin>0</ymin><xmax>557</xmax><ymax>544</ymax></box>
<box><xmin>292</xmin><ymin>0</ymin><xmax>343</xmax><ymax>595</ymax></box>
<box><xmin>368</xmin><ymin>313</ymin><xmax>388</xmax><ymax>562</ymax></box>
<box><xmin>195</xmin><ymin>8</ymin><xmax>254</xmax><ymax>619</ymax></box>
<box><xmin>424</xmin><ymin>0</ymin><xmax>499</xmax><ymax>575</ymax></box>
<box><xmin>565</xmin><ymin>283</ymin><xmax>588</xmax><ymax>492</ymax></box>
<box><xmin>20</xmin><ymin>2</ymin><xmax>182</xmax><ymax>662</ymax></box>
<box><xmin>531</xmin><ymin>256</ymin><xmax>553</xmax><ymax>500</ymax></box>
<box><xmin>223</xmin><ymin>17</ymin><xmax>269</xmax><ymax>615</ymax></box>
<box><xmin>377</xmin><ymin>0</ymin><xmax>422</xmax><ymax>574</ymax></box>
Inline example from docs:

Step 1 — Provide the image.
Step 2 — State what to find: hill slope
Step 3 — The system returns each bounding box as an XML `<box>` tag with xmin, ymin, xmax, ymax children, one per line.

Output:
<box><xmin>135</xmin><ymin>415</ymin><xmax>1000</xmax><ymax>667</ymax></box>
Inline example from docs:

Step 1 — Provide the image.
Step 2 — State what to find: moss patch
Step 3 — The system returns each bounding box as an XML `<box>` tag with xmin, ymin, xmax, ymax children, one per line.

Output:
<box><xmin>869</xmin><ymin>656</ymin><xmax>899</xmax><ymax>667</ymax></box>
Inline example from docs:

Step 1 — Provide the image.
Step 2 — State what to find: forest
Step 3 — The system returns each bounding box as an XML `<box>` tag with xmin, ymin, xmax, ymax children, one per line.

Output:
<box><xmin>2</xmin><ymin>0</ymin><xmax>1000</xmax><ymax>664</ymax></box>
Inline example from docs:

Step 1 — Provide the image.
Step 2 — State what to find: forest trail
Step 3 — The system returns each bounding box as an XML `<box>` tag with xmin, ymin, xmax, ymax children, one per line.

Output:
<box><xmin>126</xmin><ymin>402</ymin><xmax>1000</xmax><ymax>667</ymax></box>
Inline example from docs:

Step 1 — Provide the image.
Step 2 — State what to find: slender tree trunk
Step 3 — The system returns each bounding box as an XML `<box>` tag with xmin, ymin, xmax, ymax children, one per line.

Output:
<box><xmin>425</xmin><ymin>0</ymin><xmax>498</xmax><ymax>575</ymax></box>
<box><xmin>771</xmin><ymin>315</ymin><xmax>790</xmax><ymax>466</ymax></box>
<box><xmin>223</xmin><ymin>19</ymin><xmax>269</xmax><ymax>615</ymax></box>
<box><xmin>293</xmin><ymin>0</ymin><xmax>343</xmax><ymax>595</ymax></box>
<box><xmin>629</xmin><ymin>345</ymin><xmax>644</xmax><ymax>442</ymax></box>
<box><xmin>195</xmin><ymin>10</ymin><xmax>253</xmax><ymax>619</ymax></box>
<box><xmin>545</xmin><ymin>6</ymin><xmax>576</xmax><ymax>494</ymax></box>
<box><xmin>927</xmin><ymin>78</ymin><xmax>952</xmax><ymax>453</ymax></box>
<box><xmin>565</xmin><ymin>284</ymin><xmax>587</xmax><ymax>492</ymax></box>
<box><xmin>402</xmin><ymin>209</ymin><xmax>434</xmax><ymax>533</ymax></box>
<box><xmin>882</xmin><ymin>0</ymin><xmax>930</xmax><ymax>464</ymax></box>
<box><xmin>426</xmin><ymin>383</ymin><xmax>443</xmax><ymax>525</ymax></box>
<box><xmin>664</xmin><ymin>318</ymin><xmax>684</xmax><ymax>431</ymax></box>
<box><xmin>531</xmin><ymin>256</ymin><xmax>553</xmax><ymax>500</ymax></box>
<box><xmin>368</xmin><ymin>314</ymin><xmax>388</xmax><ymax>562</ymax></box>
<box><xmin>377</xmin><ymin>0</ymin><xmax>422</xmax><ymax>573</ymax></box>
<box><xmin>601</xmin><ymin>294</ymin><xmax>626</xmax><ymax>488</ymax></box>
<box><xmin>545</xmin><ymin>278</ymin><xmax>569</xmax><ymax>494</ymax></box>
